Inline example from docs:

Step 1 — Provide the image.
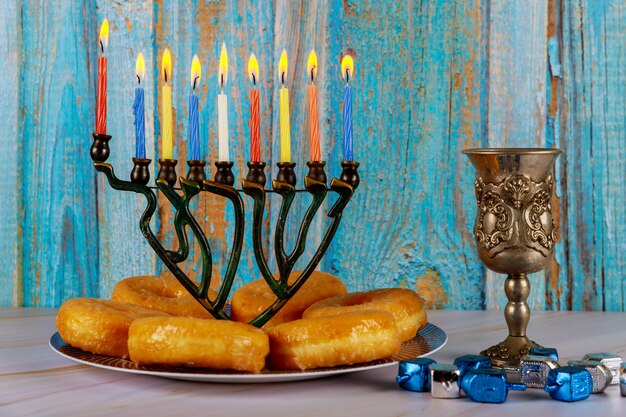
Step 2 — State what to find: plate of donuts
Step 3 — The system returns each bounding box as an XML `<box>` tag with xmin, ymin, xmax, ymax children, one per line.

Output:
<box><xmin>49</xmin><ymin>322</ymin><xmax>446</xmax><ymax>383</ymax></box>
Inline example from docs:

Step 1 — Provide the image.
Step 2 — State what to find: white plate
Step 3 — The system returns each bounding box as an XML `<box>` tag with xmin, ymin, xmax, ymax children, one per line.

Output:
<box><xmin>49</xmin><ymin>322</ymin><xmax>446</xmax><ymax>383</ymax></box>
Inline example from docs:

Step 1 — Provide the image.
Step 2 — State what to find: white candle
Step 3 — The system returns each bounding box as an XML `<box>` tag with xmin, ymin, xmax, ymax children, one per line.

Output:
<box><xmin>217</xmin><ymin>42</ymin><xmax>229</xmax><ymax>162</ymax></box>
<box><xmin>218</xmin><ymin>93</ymin><xmax>229</xmax><ymax>161</ymax></box>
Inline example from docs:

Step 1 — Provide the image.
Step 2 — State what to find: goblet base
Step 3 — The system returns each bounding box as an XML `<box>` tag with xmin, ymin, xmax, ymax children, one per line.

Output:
<box><xmin>481</xmin><ymin>335</ymin><xmax>543</xmax><ymax>368</ymax></box>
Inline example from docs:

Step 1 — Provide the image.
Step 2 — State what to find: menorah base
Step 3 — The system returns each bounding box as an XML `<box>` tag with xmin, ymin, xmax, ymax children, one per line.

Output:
<box><xmin>481</xmin><ymin>336</ymin><xmax>543</xmax><ymax>368</ymax></box>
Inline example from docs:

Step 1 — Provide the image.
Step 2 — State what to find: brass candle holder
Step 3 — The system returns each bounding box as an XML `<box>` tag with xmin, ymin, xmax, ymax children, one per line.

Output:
<box><xmin>90</xmin><ymin>133</ymin><xmax>359</xmax><ymax>327</ymax></box>
<box><xmin>463</xmin><ymin>148</ymin><xmax>561</xmax><ymax>368</ymax></box>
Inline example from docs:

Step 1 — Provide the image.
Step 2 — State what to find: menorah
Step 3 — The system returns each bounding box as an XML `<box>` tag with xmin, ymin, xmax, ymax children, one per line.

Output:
<box><xmin>90</xmin><ymin>132</ymin><xmax>359</xmax><ymax>327</ymax></box>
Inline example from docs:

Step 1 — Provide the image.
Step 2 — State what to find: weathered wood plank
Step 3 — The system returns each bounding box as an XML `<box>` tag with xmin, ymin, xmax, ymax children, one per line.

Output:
<box><xmin>95</xmin><ymin>1</ymin><xmax>158</xmax><ymax>298</ymax></box>
<box><xmin>0</xmin><ymin>1</ymin><xmax>22</xmax><ymax>306</ymax></box>
<box><xmin>153</xmin><ymin>0</ymin><xmax>276</xmax><ymax>291</ymax></box>
<box><xmin>21</xmin><ymin>0</ymin><xmax>100</xmax><ymax>306</ymax></box>
<box><xmin>484</xmin><ymin>0</ymin><xmax>550</xmax><ymax>311</ymax></box>
<box><xmin>323</xmin><ymin>0</ymin><xmax>487</xmax><ymax>308</ymax></box>
<box><xmin>269</xmin><ymin>0</ymin><xmax>335</xmax><ymax>278</ymax></box>
<box><xmin>559</xmin><ymin>0</ymin><xmax>626</xmax><ymax>311</ymax></box>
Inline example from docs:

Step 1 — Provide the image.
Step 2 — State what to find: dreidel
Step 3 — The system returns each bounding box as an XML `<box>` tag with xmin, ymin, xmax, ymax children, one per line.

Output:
<box><xmin>461</xmin><ymin>368</ymin><xmax>526</xmax><ymax>404</ymax></box>
<box><xmin>566</xmin><ymin>360</ymin><xmax>612</xmax><ymax>393</ymax></box>
<box><xmin>544</xmin><ymin>366</ymin><xmax>593</xmax><ymax>402</ymax></box>
<box><xmin>396</xmin><ymin>358</ymin><xmax>436</xmax><ymax>392</ymax></box>
<box><xmin>519</xmin><ymin>355</ymin><xmax>560</xmax><ymax>388</ymax></box>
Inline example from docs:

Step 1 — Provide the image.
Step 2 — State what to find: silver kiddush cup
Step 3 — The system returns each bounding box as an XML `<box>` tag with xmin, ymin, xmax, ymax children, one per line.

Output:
<box><xmin>463</xmin><ymin>148</ymin><xmax>561</xmax><ymax>368</ymax></box>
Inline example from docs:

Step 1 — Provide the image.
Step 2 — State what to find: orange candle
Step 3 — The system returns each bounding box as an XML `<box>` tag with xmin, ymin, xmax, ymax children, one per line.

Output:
<box><xmin>307</xmin><ymin>50</ymin><xmax>320</xmax><ymax>161</ymax></box>
<box><xmin>248</xmin><ymin>54</ymin><xmax>260</xmax><ymax>162</ymax></box>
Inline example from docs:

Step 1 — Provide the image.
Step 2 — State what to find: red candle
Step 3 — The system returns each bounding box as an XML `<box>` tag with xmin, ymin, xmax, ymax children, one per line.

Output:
<box><xmin>307</xmin><ymin>50</ymin><xmax>321</xmax><ymax>161</ymax></box>
<box><xmin>96</xmin><ymin>19</ymin><xmax>109</xmax><ymax>134</ymax></box>
<box><xmin>248</xmin><ymin>54</ymin><xmax>260</xmax><ymax>162</ymax></box>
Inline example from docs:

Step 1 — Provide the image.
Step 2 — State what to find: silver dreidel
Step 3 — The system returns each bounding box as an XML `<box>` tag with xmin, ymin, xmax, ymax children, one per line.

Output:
<box><xmin>519</xmin><ymin>355</ymin><xmax>560</xmax><ymax>388</ymax></box>
<box><xmin>429</xmin><ymin>364</ymin><xmax>460</xmax><ymax>399</ymax></box>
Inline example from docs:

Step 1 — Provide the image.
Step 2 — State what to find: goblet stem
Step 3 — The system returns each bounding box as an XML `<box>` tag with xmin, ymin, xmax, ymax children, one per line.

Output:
<box><xmin>504</xmin><ymin>273</ymin><xmax>530</xmax><ymax>337</ymax></box>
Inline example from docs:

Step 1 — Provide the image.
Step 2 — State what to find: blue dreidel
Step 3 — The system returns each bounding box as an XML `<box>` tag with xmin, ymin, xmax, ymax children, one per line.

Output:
<box><xmin>530</xmin><ymin>347</ymin><xmax>559</xmax><ymax>362</ymax></box>
<box><xmin>453</xmin><ymin>354</ymin><xmax>492</xmax><ymax>381</ymax></box>
<box><xmin>567</xmin><ymin>360</ymin><xmax>612</xmax><ymax>393</ymax></box>
<box><xmin>461</xmin><ymin>368</ymin><xmax>526</xmax><ymax>404</ymax></box>
<box><xmin>544</xmin><ymin>366</ymin><xmax>593</xmax><ymax>402</ymax></box>
<box><xmin>396</xmin><ymin>358</ymin><xmax>437</xmax><ymax>392</ymax></box>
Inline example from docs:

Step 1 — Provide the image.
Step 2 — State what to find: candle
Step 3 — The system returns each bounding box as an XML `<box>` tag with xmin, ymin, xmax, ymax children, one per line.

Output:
<box><xmin>161</xmin><ymin>48</ymin><xmax>173</xmax><ymax>159</ymax></box>
<box><xmin>341</xmin><ymin>55</ymin><xmax>354</xmax><ymax>161</ymax></box>
<box><xmin>278</xmin><ymin>49</ymin><xmax>291</xmax><ymax>163</ymax></box>
<box><xmin>133</xmin><ymin>53</ymin><xmax>146</xmax><ymax>159</ymax></box>
<box><xmin>189</xmin><ymin>55</ymin><xmax>201</xmax><ymax>161</ymax></box>
<box><xmin>96</xmin><ymin>18</ymin><xmax>109</xmax><ymax>134</ymax></box>
<box><xmin>307</xmin><ymin>50</ymin><xmax>321</xmax><ymax>162</ymax></box>
<box><xmin>217</xmin><ymin>43</ymin><xmax>229</xmax><ymax>162</ymax></box>
<box><xmin>248</xmin><ymin>53</ymin><xmax>260</xmax><ymax>162</ymax></box>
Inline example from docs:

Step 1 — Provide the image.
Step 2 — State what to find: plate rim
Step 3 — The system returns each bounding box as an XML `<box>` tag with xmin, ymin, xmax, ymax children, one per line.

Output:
<box><xmin>49</xmin><ymin>322</ymin><xmax>447</xmax><ymax>383</ymax></box>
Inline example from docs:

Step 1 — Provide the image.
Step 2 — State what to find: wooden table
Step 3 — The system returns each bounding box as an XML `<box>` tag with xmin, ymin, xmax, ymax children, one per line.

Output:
<box><xmin>2</xmin><ymin>308</ymin><xmax>624</xmax><ymax>416</ymax></box>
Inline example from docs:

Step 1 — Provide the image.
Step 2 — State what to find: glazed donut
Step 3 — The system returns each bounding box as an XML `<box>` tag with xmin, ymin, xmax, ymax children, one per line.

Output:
<box><xmin>266</xmin><ymin>311</ymin><xmax>401</xmax><ymax>370</ymax></box>
<box><xmin>128</xmin><ymin>316</ymin><xmax>269</xmax><ymax>373</ymax></box>
<box><xmin>56</xmin><ymin>298</ymin><xmax>169</xmax><ymax>359</ymax></box>
<box><xmin>303</xmin><ymin>288</ymin><xmax>427</xmax><ymax>342</ymax></box>
<box><xmin>111</xmin><ymin>274</ymin><xmax>215</xmax><ymax>319</ymax></box>
<box><xmin>230</xmin><ymin>271</ymin><xmax>347</xmax><ymax>327</ymax></box>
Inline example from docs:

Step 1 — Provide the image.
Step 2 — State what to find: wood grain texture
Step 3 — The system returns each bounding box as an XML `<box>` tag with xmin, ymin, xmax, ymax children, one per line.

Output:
<box><xmin>0</xmin><ymin>1</ymin><xmax>22</xmax><ymax>306</ymax></box>
<box><xmin>20</xmin><ymin>0</ymin><xmax>100</xmax><ymax>306</ymax></box>
<box><xmin>325</xmin><ymin>0</ymin><xmax>488</xmax><ymax>309</ymax></box>
<box><xmin>1</xmin><ymin>0</ymin><xmax>625</xmax><ymax>311</ymax></box>
<box><xmin>95</xmin><ymin>1</ymin><xmax>158</xmax><ymax>298</ymax></box>
<box><xmin>483</xmin><ymin>0</ymin><xmax>550</xmax><ymax>311</ymax></box>
<box><xmin>557</xmin><ymin>0</ymin><xmax>626</xmax><ymax>311</ymax></box>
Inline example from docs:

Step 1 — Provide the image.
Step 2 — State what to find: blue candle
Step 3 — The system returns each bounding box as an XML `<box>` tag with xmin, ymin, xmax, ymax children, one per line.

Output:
<box><xmin>342</xmin><ymin>84</ymin><xmax>353</xmax><ymax>161</ymax></box>
<box><xmin>341</xmin><ymin>55</ymin><xmax>355</xmax><ymax>161</ymax></box>
<box><xmin>133</xmin><ymin>53</ymin><xmax>146</xmax><ymax>159</ymax></box>
<box><xmin>189</xmin><ymin>93</ymin><xmax>199</xmax><ymax>160</ymax></box>
<box><xmin>188</xmin><ymin>55</ymin><xmax>202</xmax><ymax>161</ymax></box>
<box><xmin>132</xmin><ymin>86</ymin><xmax>145</xmax><ymax>158</ymax></box>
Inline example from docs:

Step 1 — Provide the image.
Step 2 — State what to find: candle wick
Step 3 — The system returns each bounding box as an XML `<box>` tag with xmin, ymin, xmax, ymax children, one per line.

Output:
<box><xmin>221</xmin><ymin>74</ymin><xmax>224</xmax><ymax>90</ymax></box>
<box><xmin>346</xmin><ymin>69</ymin><xmax>350</xmax><ymax>84</ymax></box>
<box><xmin>252</xmin><ymin>73</ymin><xmax>256</xmax><ymax>86</ymax></box>
<box><xmin>310</xmin><ymin>66</ymin><xmax>315</xmax><ymax>83</ymax></box>
<box><xmin>137</xmin><ymin>74</ymin><xmax>141</xmax><ymax>85</ymax></box>
<box><xmin>193</xmin><ymin>76</ymin><xmax>198</xmax><ymax>90</ymax></box>
<box><xmin>281</xmin><ymin>72</ymin><xmax>285</xmax><ymax>86</ymax></box>
<box><xmin>100</xmin><ymin>40</ymin><xmax>104</xmax><ymax>54</ymax></box>
<box><xmin>164</xmin><ymin>69</ymin><xmax>168</xmax><ymax>84</ymax></box>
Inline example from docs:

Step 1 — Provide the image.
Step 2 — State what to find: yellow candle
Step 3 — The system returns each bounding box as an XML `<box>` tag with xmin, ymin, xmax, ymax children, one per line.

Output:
<box><xmin>161</xmin><ymin>48</ymin><xmax>173</xmax><ymax>159</ymax></box>
<box><xmin>278</xmin><ymin>49</ymin><xmax>291</xmax><ymax>162</ymax></box>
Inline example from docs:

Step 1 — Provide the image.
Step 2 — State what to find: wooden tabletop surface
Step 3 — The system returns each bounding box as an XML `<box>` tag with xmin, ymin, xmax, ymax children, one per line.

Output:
<box><xmin>2</xmin><ymin>308</ymin><xmax>625</xmax><ymax>416</ymax></box>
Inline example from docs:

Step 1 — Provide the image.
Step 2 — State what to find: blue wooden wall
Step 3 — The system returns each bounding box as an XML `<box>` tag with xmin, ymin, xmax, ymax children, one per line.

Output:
<box><xmin>0</xmin><ymin>0</ymin><xmax>624</xmax><ymax>311</ymax></box>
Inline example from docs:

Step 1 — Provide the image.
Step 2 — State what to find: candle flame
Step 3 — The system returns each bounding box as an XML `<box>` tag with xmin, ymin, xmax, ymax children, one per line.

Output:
<box><xmin>307</xmin><ymin>50</ymin><xmax>317</xmax><ymax>82</ymax></box>
<box><xmin>99</xmin><ymin>18</ymin><xmax>109</xmax><ymax>52</ymax></box>
<box><xmin>135</xmin><ymin>53</ymin><xmax>145</xmax><ymax>84</ymax></box>
<box><xmin>219</xmin><ymin>43</ymin><xmax>228</xmax><ymax>88</ymax></box>
<box><xmin>162</xmin><ymin>48</ymin><xmax>172</xmax><ymax>84</ymax></box>
<box><xmin>190</xmin><ymin>54</ymin><xmax>202</xmax><ymax>89</ymax></box>
<box><xmin>248</xmin><ymin>53</ymin><xmax>259</xmax><ymax>85</ymax></box>
<box><xmin>341</xmin><ymin>54</ymin><xmax>354</xmax><ymax>83</ymax></box>
<box><xmin>278</xmin><ymin>49</ymin><xmax>288</xmax><ymax>85</ymax></box>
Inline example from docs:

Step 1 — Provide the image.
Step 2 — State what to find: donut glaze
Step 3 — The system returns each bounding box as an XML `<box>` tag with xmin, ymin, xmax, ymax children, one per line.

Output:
<box><xmin>56</xmin><ymin>298</ymin><xmax>169</xmax><ymax>359</ymax></box>
<box><xmin>266</xmin><ymin>311</ymin><xmax>401</xmax><ymax>370</ymax></box>
<box><xmin>128</xmin><ymin>316</ymin><xmax>270</xmax><ymax>373</ymax></box>
<box><xmin>230</xmin><ymin>271</ymin><xmax>347</xmax><ymax>327</ymax></box>
<box><xmin>303</xmin><ymin>288</ymin><xmax>427</xmax><ymax>342</ymax></box>
<box><xmin>111</xmin><ymin>274</ymin><xmax>215</xmax><ymax>319</ymax></box>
